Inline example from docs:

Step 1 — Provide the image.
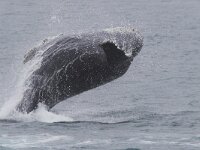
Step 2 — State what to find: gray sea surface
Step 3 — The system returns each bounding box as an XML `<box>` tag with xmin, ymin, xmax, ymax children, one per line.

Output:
<box><xmin>0</xmin><ymin>0</ymin><xmax>200</xmax><ymax>149</ymax></box>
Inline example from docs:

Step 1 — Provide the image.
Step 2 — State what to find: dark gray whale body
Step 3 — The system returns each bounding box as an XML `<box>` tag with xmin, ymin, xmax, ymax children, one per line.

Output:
<box><xmin>17</xmin><ymin>27</ymin><xmax>143</xmax><ymax>113</ymax></box>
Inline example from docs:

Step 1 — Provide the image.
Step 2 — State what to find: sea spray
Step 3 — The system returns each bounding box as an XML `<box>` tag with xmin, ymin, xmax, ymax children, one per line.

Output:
<box><xmin>0</xmin><ymin>34</ymin><xmax>73</xmax><ymax>123</ymax></box>
<box><xmin>0</xmin><ymin>103</ymin><xmax>73</xmax><ymax>123</ymax></box>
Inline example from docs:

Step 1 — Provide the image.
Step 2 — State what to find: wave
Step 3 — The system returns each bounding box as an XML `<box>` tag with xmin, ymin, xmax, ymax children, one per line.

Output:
<box><xmin>0</xmin><ymin>133</ymin><xmax>72</xmax><ymax>149</ymax></box>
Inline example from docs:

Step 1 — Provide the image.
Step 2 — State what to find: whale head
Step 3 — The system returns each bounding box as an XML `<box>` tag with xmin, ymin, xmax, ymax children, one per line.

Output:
<box><xmin>102</xmin><ymin>27</ymin><xmax>143</xmax><ymax>57</ymax></box>
<box><xmin>99</xmin><ymin>27</ymin><xmax>143</xmax><ymax>76</ymax></box>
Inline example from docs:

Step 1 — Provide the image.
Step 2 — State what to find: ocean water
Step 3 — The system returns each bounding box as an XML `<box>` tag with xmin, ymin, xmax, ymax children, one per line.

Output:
<box><xmin>0</xmin><ymin>0</ymin><xmax>200</xmax><ymax>149</ymax></box>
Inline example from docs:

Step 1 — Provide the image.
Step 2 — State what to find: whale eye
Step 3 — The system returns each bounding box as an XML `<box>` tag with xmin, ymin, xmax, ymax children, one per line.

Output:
<box><xmin>101</xmin><ymin>42</ymin><xmax>127</xmax><ymax>64</ymax></box>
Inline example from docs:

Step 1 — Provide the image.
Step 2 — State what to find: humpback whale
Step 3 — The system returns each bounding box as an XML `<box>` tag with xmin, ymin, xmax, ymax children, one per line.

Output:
<box><xmin>17</xmin><ymin>27</ymin><xmax>143</xmax><ymax>113</ymax></box>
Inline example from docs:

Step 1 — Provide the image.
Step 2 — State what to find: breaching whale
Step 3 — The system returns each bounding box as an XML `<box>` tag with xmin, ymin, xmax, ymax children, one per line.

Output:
<box><xmin>17</xmin><ymin>27</ymin><xmax>143</xmax><ymax>113</ymax></box>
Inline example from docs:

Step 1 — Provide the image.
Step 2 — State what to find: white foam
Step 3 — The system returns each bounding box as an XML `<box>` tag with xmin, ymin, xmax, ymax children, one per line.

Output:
<box><xmin>104</xmin><ymin>27</ymin><xmax>136</xmax><ymax>34</ymax></box>
<box><xmin>30</xmin><ymin>103</ymin><xmax>73</xmax><ymax>123</ymax></box>
<box><xmin>103</xmin><ymin>27</ymin><xmax>143</xmax><ymax>57</ymax></box>
<box><xmin>0</xmin><ymin>103</ymin><xmax>73</xmax><ymax>123</ymax></box>
<box><xmin>76</xmin><ymin>139</ymin><xmax>111</xmax><ymax>146</ymax></box>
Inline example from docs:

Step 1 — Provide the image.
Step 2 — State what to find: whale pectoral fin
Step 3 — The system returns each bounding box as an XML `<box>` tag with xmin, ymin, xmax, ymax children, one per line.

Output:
<box><xmin>24</xmin><ymin>48</ymin><xmax>38</xmax><ymax>64</ymax></box>
<box><xmin>17</xmin><ymin>88</ymin><xmax>40</xmax><ymax>113</ymax></box>
<box><xmin>101</xmin><ymin>42</ymin><xmax>127</xmax><ymax>64</ymax></box>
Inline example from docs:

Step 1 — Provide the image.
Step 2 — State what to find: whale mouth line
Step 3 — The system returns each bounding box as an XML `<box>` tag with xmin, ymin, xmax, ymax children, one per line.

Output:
<box><xmin>101</xmin><ymin>42</ymin><xmax>129</xmax><ymax>64</ymax></box>
<box><xmin>102</xmin><ymin>39</ymin><xmax>135</xmax><ymax>56</ymax></box>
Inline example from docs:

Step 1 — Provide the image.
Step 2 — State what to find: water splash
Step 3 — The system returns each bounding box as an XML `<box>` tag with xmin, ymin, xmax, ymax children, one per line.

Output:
<box><xmin>0</xmin><ymin>35</ymin><xmax>73</xmax><ymax>123</ymax></box>
<box><xmin>0</xmin><ymin>103</ymin><xmax>73</xmax><ymax>123</ymax></box>
<box><xmin>103</xmin><ymin>27</ymin><xmax>143</xmax><ymax>57</ymax></box>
